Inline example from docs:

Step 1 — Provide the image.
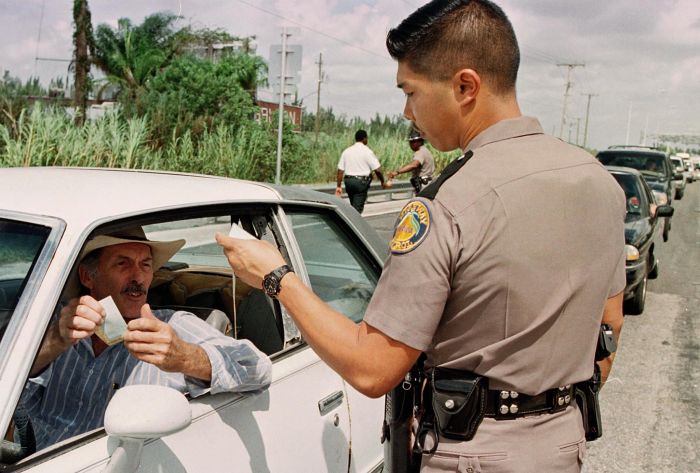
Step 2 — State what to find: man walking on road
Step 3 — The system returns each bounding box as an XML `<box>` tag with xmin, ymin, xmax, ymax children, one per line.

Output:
<box><xmin>335</xmin><ymin>129</ymin><xmax>389</xmax><ymax>213</ymax></box>
<box><xmin>218</xmin><ymin>1</ymin><xmax>625</xmax><ymax>471</ymax></box>
<box><xmin>388</xmin><ymin>130</ymin><xmax>435</xmax><ymax>193</ymax></box>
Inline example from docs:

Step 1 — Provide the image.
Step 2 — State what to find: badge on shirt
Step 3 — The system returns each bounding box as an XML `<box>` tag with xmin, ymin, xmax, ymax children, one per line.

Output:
<box><xmin>390</xmin><ymin>199</ymin><xmax>431</xmax><ymax>254</ymax></box>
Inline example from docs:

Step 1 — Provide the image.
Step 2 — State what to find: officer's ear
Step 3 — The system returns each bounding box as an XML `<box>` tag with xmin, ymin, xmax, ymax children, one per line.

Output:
<box><xmin>452</xmin><ymin>68</ymin><xmax>480</xmax><ymax>107</ymax></box>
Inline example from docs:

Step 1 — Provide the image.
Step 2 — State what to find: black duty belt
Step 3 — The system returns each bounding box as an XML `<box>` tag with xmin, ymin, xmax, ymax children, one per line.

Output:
<box><xmin>485</xmin><ymin>385</ymin><xmax>575</xmax><ymax>419</ymax></box>
<box><xmin>345</xmin><ymin>174</ymin><xmax>371</xmax><ymax>181</ymax></box>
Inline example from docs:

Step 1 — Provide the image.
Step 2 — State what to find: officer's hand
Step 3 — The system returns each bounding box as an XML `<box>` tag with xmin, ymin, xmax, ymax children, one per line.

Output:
<box><xmin>56</xmin><ymin>296</ymin><xmax>105</xmax><ymax>346</ymax></box>
<box><xmin>388</xmin><ymin>171</ymin><xmax>398</xmax><ymax>179</ymax></box>
<box><xmin>335</xmin><ymin>186</ymin><xmax>342</xmax><ymax>197</ymax></box>
<box><xmin>215</xmin><ymin>233</ymin><xmax>286</xmax><ymax>289</ymax></box>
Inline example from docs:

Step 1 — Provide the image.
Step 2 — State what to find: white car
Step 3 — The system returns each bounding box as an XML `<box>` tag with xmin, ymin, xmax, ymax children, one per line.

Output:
<box><xmin>0</xmin><ymin>167</ymin><xmax>386</xmax><ymax>472</ymax></box>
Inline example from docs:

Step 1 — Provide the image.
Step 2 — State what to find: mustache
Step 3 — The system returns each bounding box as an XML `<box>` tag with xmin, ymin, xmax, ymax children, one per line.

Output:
<box><xmin>121</xmin><ymin>281</ymin><xmax>147</xmax><ymax>296</ymax></box>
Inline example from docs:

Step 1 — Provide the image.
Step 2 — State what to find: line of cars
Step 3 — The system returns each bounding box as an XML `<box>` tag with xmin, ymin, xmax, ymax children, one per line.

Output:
<box><xmin>595</xmin><ymin>145</ymin><xmax>683</xmax><ymax>315</ymax></box>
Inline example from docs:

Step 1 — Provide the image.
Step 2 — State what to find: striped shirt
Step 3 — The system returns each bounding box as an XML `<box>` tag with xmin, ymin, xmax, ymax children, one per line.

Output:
<box><xmin>20</xmin><ymin>309</ymin><xmax>271</xmax><ymax>450</ymax></box>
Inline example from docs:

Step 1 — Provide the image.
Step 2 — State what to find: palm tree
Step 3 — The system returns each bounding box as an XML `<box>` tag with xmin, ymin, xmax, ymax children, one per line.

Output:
<box><xmin>72</xmin><ymin>0</ymin><xmax>94</xmax><ymax>125</ymax></box>
<box><xmin>92</xmin><ymin>13</ymin><xmax>180</xmax><ymax>99</ymax></box>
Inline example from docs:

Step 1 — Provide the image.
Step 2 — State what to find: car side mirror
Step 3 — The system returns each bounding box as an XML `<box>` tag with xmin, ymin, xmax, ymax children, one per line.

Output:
<box><xmin>656</xmin><ymin>205</ymin><xmax>674</xmax><ymax>218</ymax></box>
<box><xmin>102</xmin><ymin>385</ymin><xmax>192</xmax><ymax>473</ymax></box>
<box><xmin>673</xmin><ymin>173</ymin><xmax>684</xmax><ymax>180</ymax></box>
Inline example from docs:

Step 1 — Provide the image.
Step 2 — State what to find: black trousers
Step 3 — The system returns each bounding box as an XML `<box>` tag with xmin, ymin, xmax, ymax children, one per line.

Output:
<box><xmin>344</xmin><ymin>175</ymin><xmax>371</xmax><ymax>213</ymax></box>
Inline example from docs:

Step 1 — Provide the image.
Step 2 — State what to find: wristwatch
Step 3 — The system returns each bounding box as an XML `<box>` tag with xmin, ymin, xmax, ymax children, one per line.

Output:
<box><xmin>262</xmin><ymin>265</ymin><xmax>294</xmax><ymax>298</ymax></box>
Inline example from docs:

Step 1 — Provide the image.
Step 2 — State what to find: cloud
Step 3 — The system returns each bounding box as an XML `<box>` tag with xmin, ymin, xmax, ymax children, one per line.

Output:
<box><xmin>1</xmin><ymin>0</ymin><xmax>698</xmax><ymax>148</ymax></box>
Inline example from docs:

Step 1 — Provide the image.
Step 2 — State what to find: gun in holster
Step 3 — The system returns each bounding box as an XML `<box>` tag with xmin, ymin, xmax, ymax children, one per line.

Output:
<box><xmin>381</xmin><ymin>355</ymin><xmax>425</xmax><ymax>473</ymax></box>
<box><xmin>574</xmin><ymin>324</ymin><xmax>617</xmax><ymax>441</ymax></box>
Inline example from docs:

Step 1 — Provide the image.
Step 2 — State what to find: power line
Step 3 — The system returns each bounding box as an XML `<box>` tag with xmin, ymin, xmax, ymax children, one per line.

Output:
<box><xmin>234</xmin><ymin>0</ymin><xmax>390</xmax><ymax>60</ymax></box>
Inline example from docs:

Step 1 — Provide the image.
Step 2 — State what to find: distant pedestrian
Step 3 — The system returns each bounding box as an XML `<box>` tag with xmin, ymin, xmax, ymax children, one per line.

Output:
<box><xmin>388</xmin><ymin>130</ymin><xmax>435</xmax><ymax>193</ymax></box>
<box><xmin>335</xmin><ymin>129</ymin><xmax>389</xmax><ymax>213</ymax></box>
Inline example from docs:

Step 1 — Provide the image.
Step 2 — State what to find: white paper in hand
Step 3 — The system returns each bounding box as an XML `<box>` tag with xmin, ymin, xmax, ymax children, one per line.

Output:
<box><xmin>229</xmin><ymin>222</ymin><xmax>256</xmax><ymax>240</ymax></box>
<box><xmin>95</xmin><ymin>296</ymin><xmax>128</xmax><ymax>346</ymax></box>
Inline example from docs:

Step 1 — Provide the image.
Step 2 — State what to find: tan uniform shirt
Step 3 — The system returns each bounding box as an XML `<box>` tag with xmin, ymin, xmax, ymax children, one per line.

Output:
<box><xmin>364</xmin><ymin>116</ymin><xmax>625</xmax><ymax>395</ymax></box>
<box><xmin>413</xmin><ymin>146</ymin><xmax>435</xmax><ymax>179</ymax></box>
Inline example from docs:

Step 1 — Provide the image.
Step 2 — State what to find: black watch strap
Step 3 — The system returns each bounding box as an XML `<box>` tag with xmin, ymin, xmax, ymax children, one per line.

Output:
<box><xmin>263</xmin><ymin>264</ymin><xmax>294</xmax><ymax>298</ymax></box>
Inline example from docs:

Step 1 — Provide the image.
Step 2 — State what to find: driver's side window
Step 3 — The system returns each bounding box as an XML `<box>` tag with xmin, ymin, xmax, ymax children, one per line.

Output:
<box><xmin>285</xmin><ymin>210</ymin><xmax>379</xmax><ymax>323</ymax></box>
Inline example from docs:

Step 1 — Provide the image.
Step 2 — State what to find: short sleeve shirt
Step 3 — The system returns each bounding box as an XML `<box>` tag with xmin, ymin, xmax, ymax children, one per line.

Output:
<box><xmin>337</xmin><ymin>142</ymin><xmax>381</xmax><ymax>176</ymax></box>
<box><xmin>364</xmin><ymin>116</ymin><xmax>626</xmax><ymax>395</ymax></box>
<box><xmin>413</xmin><ymin>146</ymin><xmax>435</xmax><ymax>179</ymax></box>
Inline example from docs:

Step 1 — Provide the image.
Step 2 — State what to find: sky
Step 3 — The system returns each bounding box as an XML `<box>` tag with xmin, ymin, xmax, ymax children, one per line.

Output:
<box><xmin>1</xmin><ymin>0</ymin><xmax>699</xmax><ymax>151</ymax></box>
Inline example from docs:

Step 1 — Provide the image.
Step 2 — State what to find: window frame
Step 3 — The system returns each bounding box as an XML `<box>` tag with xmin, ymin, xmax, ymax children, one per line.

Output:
<box><xmin>276</xmin><ymin>203</ymin><xmax>383</xmax><ymax>325</ymax></box>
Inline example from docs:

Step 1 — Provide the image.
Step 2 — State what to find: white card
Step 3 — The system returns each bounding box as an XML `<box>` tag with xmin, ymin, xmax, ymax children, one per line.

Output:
<box><xmin>229</xmin><ymin>222</ymin><xmax>256</xmax><ymax>240</ymax></box>
<box><xmin>95</xmin><ymin>296</ymin><xmax>128</xmax><ymax>346</ymax></box>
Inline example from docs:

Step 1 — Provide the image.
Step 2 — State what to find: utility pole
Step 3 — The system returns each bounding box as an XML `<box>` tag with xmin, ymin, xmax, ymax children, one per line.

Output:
<box><xmin>576</xmin><ymin>117</ymin><xmax>581</xmax><ymax>146</ymax></box>
<box><xmin>557</xmin><ymin>63</ymin><xmax>585</xmax><ymax>140</ymax></box>
<box><xmin>275</xmin><ymin>27</ymin><xmax>290</xmax><ymax>185</ymax></box>
<box><xmin>314</xmin><ymin>52</ymin><xmax>323</xmax><ymax>143</ymax></box>
<box><xmin>582</xmin><ymin>93</ymin><xmax>598</xmax><ymax>149</ymax></box>
<box><xmin>625</xmin><ymin>104</ymin><xmax>632</xmax><ymax>146</ymax></box>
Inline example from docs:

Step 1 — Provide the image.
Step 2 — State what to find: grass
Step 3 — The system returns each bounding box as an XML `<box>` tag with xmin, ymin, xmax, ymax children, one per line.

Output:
<box><xmin>0</xmin><ymin>104</ymin><xmax>456</xmax><ymax>184</ymax></box>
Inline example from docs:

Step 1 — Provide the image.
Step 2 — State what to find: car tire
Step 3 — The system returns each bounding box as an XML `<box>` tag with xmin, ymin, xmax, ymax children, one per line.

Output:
<box><xmin>624</xmin><ymin>274</ymin><xmax>647</xmax><ymax>316</ymax></box>
<box><xmin>675</xmin><ymin>188</ymin><xmax>684</xmax><ymax>200</ymax></box>
<box><xmin>648</xmin><ymin>256</ymin><xmax>659</xmax><ymax>279</ymax></box>
<box><xmin>663</xmin><ymin>219</ymin><xmax>670</xmax><ymax>242</ymax></box>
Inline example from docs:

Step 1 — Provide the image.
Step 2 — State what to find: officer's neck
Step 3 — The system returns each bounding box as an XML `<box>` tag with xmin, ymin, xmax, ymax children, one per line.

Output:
<box><xmin>459</xmin><ymin>92</ymin><xmax>521</xmax><ymax>151</ymax></box>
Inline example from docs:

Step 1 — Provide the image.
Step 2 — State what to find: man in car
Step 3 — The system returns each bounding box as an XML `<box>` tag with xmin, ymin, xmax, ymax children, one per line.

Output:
<box><xmin>20</xmin><ymin>228</ymin><xmax>272</xmax><ymax>451</ymax></box>
<box><xmin>217</xmin><ymin>1</ymin><xmax>625</xmax><ymax>471</ymax></box>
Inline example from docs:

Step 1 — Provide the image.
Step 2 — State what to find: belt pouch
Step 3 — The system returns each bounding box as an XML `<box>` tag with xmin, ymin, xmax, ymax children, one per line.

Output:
<box><xmin>431</xmin><ymin>368</ymin><xmax>487</xmax><ymax>441</ymax></box>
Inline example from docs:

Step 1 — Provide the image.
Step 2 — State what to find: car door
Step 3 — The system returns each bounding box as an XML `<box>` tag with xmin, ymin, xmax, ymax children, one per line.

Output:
<box><xmin>280</xmin><ymin>205</ymin><xmax>385</xmax><ymax>473</ymax></box>
<box><xmin>5</xmin><ymin>207</ymin><xmax>352</xmax><ymax>473</ymax></box>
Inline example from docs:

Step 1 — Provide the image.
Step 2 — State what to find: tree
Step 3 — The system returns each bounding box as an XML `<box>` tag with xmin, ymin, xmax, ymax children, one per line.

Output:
<box><xmin>72</xmin><ymin>0</ymin><xmax>95</xmax><ymax>125</ymax></box>
<box><xmin>133</xmin><ymin>54</ymin><xmax>266</xmax><ymax>144</ymax></box>
<box><xmin>92</xmin><ymin>13</ymin><xmax>181</xmax><ymax>98</ymax></box>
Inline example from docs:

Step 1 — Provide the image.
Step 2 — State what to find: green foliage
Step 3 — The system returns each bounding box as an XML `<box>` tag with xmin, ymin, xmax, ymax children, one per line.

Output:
<box><xmin>127</xmin><ymin>54</ymin><xmax>264</xmax><ymax>144</ymax></box>
<box><xmin>0</xmin><ymin>104</ymin><xmax>322</xmax><ymax>183</ymax></box>
<box><xmin>93</xmin><ymin>12</ymin><xmax>182</xmax><ymax>95</ymax></box>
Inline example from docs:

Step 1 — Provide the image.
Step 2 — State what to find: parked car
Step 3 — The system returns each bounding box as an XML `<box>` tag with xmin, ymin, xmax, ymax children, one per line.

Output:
<box><xmin>596</xmin><ymin>146</ymin><xmax>679</xmax><ymax>241</ymax></box>
<box><xmin>670</xmin><ymin>156</ymin><xmax>688</xmax><ymax>198</ymax></box>
<box><xmin>0</xmin><ymin>167</ymin><xmax>386</xmax><ymax>473</ymax></box>
<box><xmin>606</xmin><ymin>166</ymin><xmax>674</xmax><ymax>315</ymax></box>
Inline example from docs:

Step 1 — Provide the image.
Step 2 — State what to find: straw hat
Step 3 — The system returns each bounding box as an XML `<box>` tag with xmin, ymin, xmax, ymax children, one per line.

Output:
<box><xmin>79</xmin><ymin>227</ymin><xmax>185</xmax><ymax>271</ymax></box>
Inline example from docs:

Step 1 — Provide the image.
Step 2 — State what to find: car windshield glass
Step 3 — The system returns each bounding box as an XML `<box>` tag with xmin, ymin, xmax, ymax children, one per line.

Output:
<box><xmin>611</xmin><ymin>173</ymin><xmax>644</xmax><ymax>216</ymax></box>
<box><xmin>598</xmin><ymin>153</ymin><xmax>668</xmax><ymax>178</ymax></box>
<box><xmin>0</xmin><ymin>219</ymin><xmax>51</xmax><ymax>342</ymax></box>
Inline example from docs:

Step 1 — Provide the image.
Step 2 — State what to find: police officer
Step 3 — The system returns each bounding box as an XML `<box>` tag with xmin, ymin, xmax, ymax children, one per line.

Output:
<box><xmin>335</xmin><ymin>129</ymin><xmax>389</xmax><ymax>213</ymax></box>
<box><xmin>217</xmin><ymin>1</ymin><xmax>625</xmax><ymax>471</ymax></box>
<box><xmin>388</xmin><ymin>130</ymin><xmax>435</xmax><ymax>193</ymax></box>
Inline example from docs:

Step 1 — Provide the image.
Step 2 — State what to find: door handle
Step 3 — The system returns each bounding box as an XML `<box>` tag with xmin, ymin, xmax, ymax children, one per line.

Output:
<box><xmin>318</xmin><ymin>390</ymin><xmax>344</xmax><ymax>416</ymax></box>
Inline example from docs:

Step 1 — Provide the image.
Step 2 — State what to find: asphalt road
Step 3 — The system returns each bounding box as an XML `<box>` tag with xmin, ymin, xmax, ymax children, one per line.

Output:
<box><xmin>362</xmin><ymin>182</ymin><xmax>699</xmax><ymax>472</ymax></box>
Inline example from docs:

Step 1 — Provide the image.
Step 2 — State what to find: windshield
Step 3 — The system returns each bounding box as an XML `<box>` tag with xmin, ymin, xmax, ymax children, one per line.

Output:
<box><xmin>0</xmin><ymin>219</ymin><xmax>52</xmax><ymax>342</ymax></box>
<box><xmin>597</xmin><ymin>153</ymin><xmax>668</xmax><ymax>178</ymax></box>
<box><xmin>611</xmin><ymin>173</ymin><xmax>646</xmax><ymax>217</ymax></box>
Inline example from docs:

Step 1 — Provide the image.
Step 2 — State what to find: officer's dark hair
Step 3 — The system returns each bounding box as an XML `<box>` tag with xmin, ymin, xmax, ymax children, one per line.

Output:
<box><xmin>386</xmin><ymin>0</ymin><xmax>520</xmax><ymax>94</ymax></box>
<box><xmin>355</xmin><ymin>129</ymin><xmax>368</xmax><ymax>142</ymax></box>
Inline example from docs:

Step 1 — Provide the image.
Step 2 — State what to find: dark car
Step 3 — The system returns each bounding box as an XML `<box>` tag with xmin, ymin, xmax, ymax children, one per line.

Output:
<box><xmin>606</xmin><ymin>166</ymin><xmax>674</xmax><ymax>315</ymax></box>
<box><xmin>597</xmin><ymin>146</ymin><xmax>680</xmax><ymax>241</ymax></box>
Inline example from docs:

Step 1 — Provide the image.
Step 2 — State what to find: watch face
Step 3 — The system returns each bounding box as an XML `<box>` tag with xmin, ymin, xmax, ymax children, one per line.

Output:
<box><xmin>263</xmin><ymin>275</ymin><xmax>279</xmax><ymax>296</ymax></box>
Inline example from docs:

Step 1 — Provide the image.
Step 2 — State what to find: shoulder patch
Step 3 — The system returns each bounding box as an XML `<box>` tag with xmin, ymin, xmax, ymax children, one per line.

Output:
<box><xmin>390</xmin><ymin>200</ymin><xmax>432</xmax><ymax>254</ymax></box>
